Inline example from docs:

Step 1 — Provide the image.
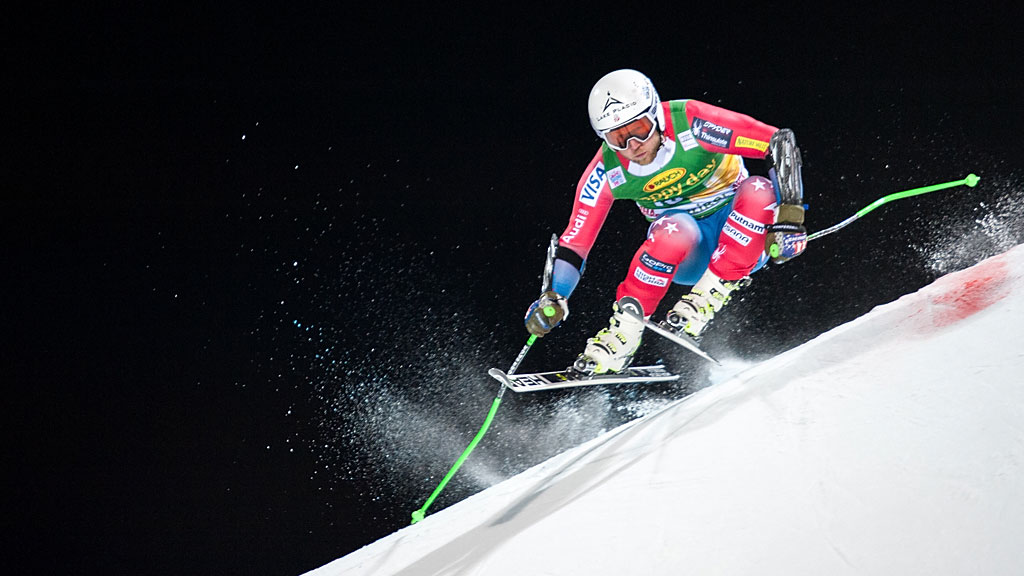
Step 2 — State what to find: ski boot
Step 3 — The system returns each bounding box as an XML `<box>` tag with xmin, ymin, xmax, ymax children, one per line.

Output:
<box><xmin>573</xmin><ymin>296</ymin><xmax>645</xmax><ymax>375</ymax></box>
<box><xmin>664</xmin><ymin>269</ymin><xmax>750</xmax><ymax>339</ymax></box>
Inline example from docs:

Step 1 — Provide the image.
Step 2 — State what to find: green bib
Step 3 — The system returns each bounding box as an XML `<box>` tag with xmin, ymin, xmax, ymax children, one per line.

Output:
<box><xmin>600</xmin><ymin>100</ymin><xmax>740</xmax><ymax>218</ymax></box>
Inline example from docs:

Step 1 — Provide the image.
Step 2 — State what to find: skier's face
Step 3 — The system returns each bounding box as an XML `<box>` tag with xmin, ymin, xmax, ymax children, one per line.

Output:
<box><xmin>620</xmin><ymin>129</ymin><xmax>662</xmax><ymax>165</ymax></box>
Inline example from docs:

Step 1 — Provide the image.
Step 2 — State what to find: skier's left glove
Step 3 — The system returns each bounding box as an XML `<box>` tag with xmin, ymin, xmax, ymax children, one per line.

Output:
<box><xmin>525</xmin><ymin>290</ymin><xmax>569</xmax><ymax>337</ymax></box>
<box><xmin>765</xmin><ymin>203</ymin><xmax>807</xmax><ymax>263</ymax></box>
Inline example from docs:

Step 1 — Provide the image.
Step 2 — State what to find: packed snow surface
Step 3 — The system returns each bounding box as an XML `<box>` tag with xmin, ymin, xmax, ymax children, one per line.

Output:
<box><xmin>309</xmin><ymin>243</ymin><xmax>1024</xmax><ymax>575</ymax></box>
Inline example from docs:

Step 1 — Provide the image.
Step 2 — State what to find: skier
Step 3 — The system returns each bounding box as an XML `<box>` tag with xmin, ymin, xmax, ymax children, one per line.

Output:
<box><xmin>524</xmin><ymin>69</ymin><xmax>807</xmax><ymax>375</ymax></box>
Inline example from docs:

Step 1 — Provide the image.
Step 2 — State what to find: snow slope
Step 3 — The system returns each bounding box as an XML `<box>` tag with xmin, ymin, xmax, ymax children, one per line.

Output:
<box><xmin>309</xmin><ymin>244</ymin><xmax>1024</xmax><ymax>576</ymax></box>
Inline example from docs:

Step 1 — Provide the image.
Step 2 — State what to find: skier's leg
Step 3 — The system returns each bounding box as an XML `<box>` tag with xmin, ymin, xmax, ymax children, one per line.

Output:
<box><xmin>614</xmin><ymin>212</ymin><xmax>702</xmax><ymax>315</ymax></box>
<box><xmin>707</xmin><ymin>175</ymin><xmax>776</xmax><ymax>280</ymax></box>
<box><xmin>667</xmin><ymin>176</ymin><xmax>777</xmax><ymax>337</ymax></box>
<box><xmin>577</xmin><ymin>212</ymin><xmax>701</xmax><ymax>374</ymax></box>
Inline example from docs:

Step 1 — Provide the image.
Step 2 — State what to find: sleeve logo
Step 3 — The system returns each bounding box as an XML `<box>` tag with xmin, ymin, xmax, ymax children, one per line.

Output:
<box><xmin>691</xmin><ymin>118</ymin><xmax>732</xmax><ymax>148</ymax></box>
<box><xmin>579</xmin><ymin>163</ymin><xmax>606</xmax><ymax>207</ymax></box>
<box><xmin>736</xmin><ymin>136</ymin><xmax>769</xmax><ymax>152</ymax></box>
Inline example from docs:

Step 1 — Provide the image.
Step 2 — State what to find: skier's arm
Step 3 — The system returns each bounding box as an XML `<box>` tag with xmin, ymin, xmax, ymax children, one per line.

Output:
<box><xmin>551</xmin><ymin>148</ymin><xmax>615</xmax><ymax>298</ymax></box>
<box><xmin>686</xmin><ymin>100</ymin><xmax>807</xmax><ymax>262</ymax></box>
<box><xmin>525</xmin><ymin>149</ymin><xmax>614</xmax><ymax>337</ymax></box>
<box><xmin>765</xmin><ymin>128</ymin><xmax>807</xmax><ymax>262</ymax></box>
<box><xmin>684</xmin><ymin>100</ymin><xmax>778</xmax><ymax>159</ymax></box>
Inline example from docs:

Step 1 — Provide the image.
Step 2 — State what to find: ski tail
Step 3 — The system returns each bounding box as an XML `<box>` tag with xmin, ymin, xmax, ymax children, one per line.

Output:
<box><xmin>618</xmin><ymin>303</ymin><xmax>721</xmax><ymax>365</ymax></box>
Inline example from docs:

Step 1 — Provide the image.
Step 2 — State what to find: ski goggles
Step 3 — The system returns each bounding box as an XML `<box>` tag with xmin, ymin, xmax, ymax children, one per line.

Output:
<box><xmin>600</xmin><ymin>113</ymin><xmax>657</xmax><ymax>151</ymax></box>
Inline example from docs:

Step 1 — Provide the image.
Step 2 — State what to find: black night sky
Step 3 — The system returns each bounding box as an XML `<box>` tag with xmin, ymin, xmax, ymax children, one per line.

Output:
<box><xmin>7</xmin><ymin>5</ymin><xmax>1023</xmax><ymax>575</ymax></box>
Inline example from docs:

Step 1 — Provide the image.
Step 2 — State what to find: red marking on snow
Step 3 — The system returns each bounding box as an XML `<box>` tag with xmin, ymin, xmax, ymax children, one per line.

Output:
<box><xmin>928</xmin><ymin>258</ymin><xmax>1010</xmax><ymax>328</ymax></box>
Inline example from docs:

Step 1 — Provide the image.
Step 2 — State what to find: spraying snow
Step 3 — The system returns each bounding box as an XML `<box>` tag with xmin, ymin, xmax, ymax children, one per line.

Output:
<box><xmin>308</xmin><ymin>242</ymin><xmax>1024</xmax><ymax>576</ymax></box>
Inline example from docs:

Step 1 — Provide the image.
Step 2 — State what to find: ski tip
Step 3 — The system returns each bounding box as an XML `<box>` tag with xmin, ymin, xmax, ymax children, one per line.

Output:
<box><xmin>488</xmin><ymin>368</ymin><xmax>513</xmax><ymax>387</ymax></box>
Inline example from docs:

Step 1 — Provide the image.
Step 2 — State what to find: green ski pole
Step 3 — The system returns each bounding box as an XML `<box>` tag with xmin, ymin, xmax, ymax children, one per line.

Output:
<box><xmin>806</xmin><ymin>174</ymin><xmax>980</xmax><ymax>243</ymax></box>
<box><xmin>410</xmin><ymin>335</ymin><xmax>537</xmax><ymax>524</ymax></box>
<box><xmin>411</xmin><ymin>236</ymin><xmax>559</xmax><ymax>524</ymax></box>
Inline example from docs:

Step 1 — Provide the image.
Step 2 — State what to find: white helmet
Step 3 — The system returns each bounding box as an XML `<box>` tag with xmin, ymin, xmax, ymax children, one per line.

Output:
<box><xmin>587</xmin><ymin>69</ymin><xmax>663</xmax><ymax>139</ymax></box>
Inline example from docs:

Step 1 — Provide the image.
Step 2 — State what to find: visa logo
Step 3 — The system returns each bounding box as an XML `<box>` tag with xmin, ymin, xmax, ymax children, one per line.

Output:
<box><xmin>579</xmin><ymin>163</ymin><xmax>606</xmax><ymax>207</ymax></box>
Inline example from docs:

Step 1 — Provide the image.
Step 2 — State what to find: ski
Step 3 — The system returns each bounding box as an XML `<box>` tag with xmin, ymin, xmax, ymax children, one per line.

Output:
<box><xmin>488</xmin><ymin>365</ymin><xmax>679</xmax><ymax>393</ymax></box>
<box><xmin>619</xmin><ymin>305</ymin><xmax>721</xmax><ymax>365</ymax></box>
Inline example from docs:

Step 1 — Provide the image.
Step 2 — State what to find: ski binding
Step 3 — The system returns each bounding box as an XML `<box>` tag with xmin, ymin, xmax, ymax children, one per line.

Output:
<box><xmin>488</xmin><ymin>365</ymin><xmax>679</xmax><ymax>393</ymax></box>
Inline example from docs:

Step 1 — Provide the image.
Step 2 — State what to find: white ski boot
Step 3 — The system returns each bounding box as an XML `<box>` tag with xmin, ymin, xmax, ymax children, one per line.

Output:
<box><xmin>664</xmin><ymin>269</ymin><xmax>750</xmax><ymax>339</ymax></box>
<box><xmin>574</xmin><ymin>296</ymin><xmax>645</xmax><ymax>375</ymax></box>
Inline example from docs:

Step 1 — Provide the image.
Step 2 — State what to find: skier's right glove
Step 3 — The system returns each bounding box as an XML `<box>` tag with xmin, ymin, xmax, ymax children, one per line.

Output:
<box><xmin>524</xmin><ymin>290</ymin><xmax>569</xmax><ymax>337</ymax></box>
<box><xmin>765</xmin><ymin>203</ymin><xmax>807</xmax><ymax>263</ymax></box>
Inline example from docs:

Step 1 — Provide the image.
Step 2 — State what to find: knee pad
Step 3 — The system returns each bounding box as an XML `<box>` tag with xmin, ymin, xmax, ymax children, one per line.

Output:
<box><xmin>733</xmin><ymin>176</ymin><xmax>777</xmax><ymax>215</ymax></box>
<box><xmin>618</xmin><ymin>213</ymin><xmax>701</xmax><ymax>313</ymax></box>
<box><xmin>645</xmin><ymin>213</ymin><xmax>700</xmax><ymax>260</ymax></box>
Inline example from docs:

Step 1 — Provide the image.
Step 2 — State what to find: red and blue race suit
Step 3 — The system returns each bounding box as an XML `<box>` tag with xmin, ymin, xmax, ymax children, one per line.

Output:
<box><xmin>551</xmin><ymin>99</ymin><xmax>782</xmax><ymax>316</ymax></box>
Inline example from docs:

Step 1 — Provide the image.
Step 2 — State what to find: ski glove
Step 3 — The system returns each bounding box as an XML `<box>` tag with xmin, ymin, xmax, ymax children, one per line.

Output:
<box><xmin>525</xmin><ymin>290</ymin><xmax>569</xmax><ymax>337</ymax></box>
<box><xmin>765</xmin><ymin>203</ymin><xmax>807</xmax><ymax>263</ymax></box>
